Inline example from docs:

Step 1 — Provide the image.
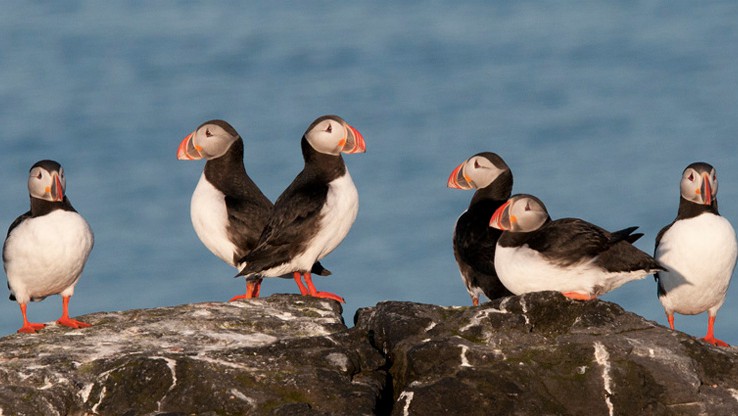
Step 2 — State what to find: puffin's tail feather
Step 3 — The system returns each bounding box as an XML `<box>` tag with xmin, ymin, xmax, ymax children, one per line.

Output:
<box><xmin>610</xmin><ymin>226</ymin><xmax>642</xmax><ymax>244</ymax></box>
<box><xmin>311</xmin><ymin>261</ymin><xmax>332</xmax><ymax>276</ymax></box>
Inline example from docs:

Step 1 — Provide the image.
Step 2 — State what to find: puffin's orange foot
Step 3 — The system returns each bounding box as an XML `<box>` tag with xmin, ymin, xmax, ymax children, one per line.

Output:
<box><xmin>310</xmin><ymin>291</ymin><xmax>345</xmax><ymax>303</ymax></box>
<box><xmin>228</xmin><ymin>291</ymin><xmax>260</xmax><ymax>302</ymax></box>
<box><xmin>229</xmin><ymin>280</ymin><xmax>261</xmax><ymax>302</ymax></box>
<box><xmin>472</xmin><ymin>297</ymin><xmax>480</xmax><ymax>307</ymax></box>
<box><xmin>561</xmin><ymin>292</ymin><xmax>596</xmax><ymax>301</ymax></box>
<box><xmin>56</xmin><ymin>317</ymin><xmax>91</xmax><ymax>329</ymax></box>
<box><xmin>17</xmin><ymin>322</ymin><xmax>46</xmax><ymax>334</ymax></box>
<box><xmin>228</xmin><ymin>293</ymin><xmax>251</xmax><ymax>302</ymax></box>
<box><xmin>700</xmin><ymin>336</ymin><xmax>729</xmax><ymax>347</ymax></box>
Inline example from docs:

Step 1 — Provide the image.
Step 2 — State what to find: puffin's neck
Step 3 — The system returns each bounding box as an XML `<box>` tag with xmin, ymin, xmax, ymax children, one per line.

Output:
<box><xmin>676</xmin><ymin>196</ymin><xmax>719</xmax><ymax>219</ymax></box>
<box><xmin>30</xmin><ymin>196</ymin><xmax>75</xmax><ymax>217</ymax></box>
<box><xmin>469</xmin><ymin>170</ymin><xmax>513</xmax><ymax>207</ymax></box>
<box><xmin>301</xmin><ymin>137</ymin><xmax>346</xmax><ymax>181</ymax></box>
<box><xmin>204</xmin><ymin>139</ymin><xmax>261</xmax><ymax>198</ymax></box>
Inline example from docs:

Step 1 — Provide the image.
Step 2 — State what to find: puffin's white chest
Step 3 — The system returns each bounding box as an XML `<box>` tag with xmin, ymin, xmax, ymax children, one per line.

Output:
<box><xmin>4</xmin><ymin>210</ymin><xmax>94</xmax><ymax>303</ymax></box>
<box><xmin>495</xmin><ymin>244</ymin><xmax>649</xmax><ymax>297</ymax></box>
<box><xmin>656</xmin><ymin>213</ymin><xmax>738</xmax><ymax>315</ymax></box>
<box><xmin>190</xmin><ymin>173</ymin><xmax>239</xmax><ymax>267</ymax></box>
<box><xmin>299</xmin><ymin>171</ymin><xmax>359</xmax><ymax>268</ymax></box>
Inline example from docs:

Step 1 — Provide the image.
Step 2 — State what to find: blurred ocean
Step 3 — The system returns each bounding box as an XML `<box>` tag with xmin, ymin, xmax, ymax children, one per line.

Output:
<box><xmin>1</xmin><ymin>1</ymin><xmax>737</xmax><ymax>343</ymax></box>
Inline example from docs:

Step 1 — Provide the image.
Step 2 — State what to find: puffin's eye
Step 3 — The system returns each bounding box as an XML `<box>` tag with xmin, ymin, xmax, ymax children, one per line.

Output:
<box><xmin>205</xmin><ymin>129</ymin><xmax>212</xmax><ymax>137</ymax></box>
<box><xmin>36</xmin><ymin>173</ymin><xmax>43</xmax><ymax>180</ymax></box>
<box><xmin>474</xmin><ymin>160</ymin><xmax>481</xmax><ymax>169</ymax></box>
<box><xmin>524</xmin><ymin>202</ymin><xmax>531</xmax><ymax>211</ymax></box>
<box><xmin>325</xmin><ymin>123</ymin><xmax>332</xmax><ymax>133</ymax></box>
<box><xmin>688</xmin><ymin>173</ymin><xmax>694</xmax><ymax>181</ymax></box>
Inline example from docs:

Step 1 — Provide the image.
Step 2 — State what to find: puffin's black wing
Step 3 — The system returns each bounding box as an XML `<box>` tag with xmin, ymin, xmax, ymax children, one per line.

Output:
<box><xmin>653</xmin><ymin>220</ymin><xmax>675</xmax><ymax>294</ymax></box>
<box><xmin>654</xmin><ymin>222</ymin><xmax>674</xmax><ymax>253</ymax></box>
<box><xmin>4</xmin><ymin>211</ymin><xmax>31</xmax><ymax>240</ymax></box>
<box><xmin>238</xmin><ymin>178</ymin><xmax>328</xmax><ymax>276</ymax></box>
<box><xmin>224</xmin><ymin>195</ymin><xmax>272</xmax><ymax>264</ymax></box>
<box><xmin>454</xmin><ymin>208</ymin><xmax>500</xmax><ymax>276</ymax></box>
<box><xmin>525</xmin><ymin>218</ymin><xmax>612</xmax><ymax>267</ymax></box>
<box><xmin>528</xmin><ymin>218</ymin><xmax>660</xmax><ymax>273</ymax></box>
<box><xmin>3</xmin><ymin>211</ymin><xmax>30</xmax><ymax>301</ymax></box>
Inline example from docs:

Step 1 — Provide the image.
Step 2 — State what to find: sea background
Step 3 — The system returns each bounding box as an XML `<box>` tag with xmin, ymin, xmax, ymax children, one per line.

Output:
<box><xmin>1</xmin><ymin>2</ymin><xmax>737</xmax><ymax>343</ymax></box>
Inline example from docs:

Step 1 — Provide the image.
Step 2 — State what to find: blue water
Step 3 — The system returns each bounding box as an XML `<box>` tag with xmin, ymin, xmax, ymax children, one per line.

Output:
<box><xmin>1</xmin><ymin>2</ymin><xmax>738</xmax><ymax>344</ymax></box>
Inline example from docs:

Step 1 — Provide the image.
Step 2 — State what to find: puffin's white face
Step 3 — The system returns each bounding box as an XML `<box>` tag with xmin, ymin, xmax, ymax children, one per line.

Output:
<box><xmin>28</xmin><ymin>165</ymin><xmax>65</xmax><ymax>202</ymax></box>
<box><xmin>177</xmin><ymin>120</ymin><xmax>240</xmax><ymax>161</ymax></box>
<box><xmin>680</xmin><ymin>163</ymin><xmax>717</xmax><ymax>205</ymax></box>
<box><xmin>447</xmin><ymin>154</ymin><xmax>507</xmax><ymax>190</ymax></box>
<box><xmin>304</xmin><ymin>116</ymin><xmax>366</xmax><ymax>156</ymax></box>
<box><xmin>490</xmin><ymin>194</ymin><xmax>549</xmax><ymax>232</ymax></box>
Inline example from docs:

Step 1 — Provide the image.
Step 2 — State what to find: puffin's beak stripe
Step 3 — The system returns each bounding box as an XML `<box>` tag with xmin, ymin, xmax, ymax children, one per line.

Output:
<box><xmin>447</xmin><ymin>161</ymin><xmax>473</xmax><ymax>190</ymax></box>
<box><xmin>702</xmin><ymin>173</ymin><xmax>712</xmax><ymax>205</ymax></box>
<box><xmin>177</xmin><ymin>132</ymin><xmax>203</xmax><ymax>160</ymax></box>
<box><xmin>490</xmin><ymin>199</ymin><xmax>512</xmax><ymax>230</ymax></box>
<box><xmin>342</xmin><ymin>125</ymin><xmax>366</xmax><ymax>154</ymax></box>
<box><xmin>447</xmin><ymin>164</ymin><xmax>464</xmax><ymax>188</ymax></box>
<box><xmin>463</xmin><ymin>172</ymin><xmax>474</xmax><ymax>187</ymax></box>
<box><xmin>51</xmin><ymin>174</ymin><xmax>64</xmax><ymax>202</ymax></box>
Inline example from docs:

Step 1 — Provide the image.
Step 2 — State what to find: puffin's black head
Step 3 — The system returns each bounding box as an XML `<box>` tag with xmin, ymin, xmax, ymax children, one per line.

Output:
<box><xmin>177</xmin><ymin>119</ymin><xmax>241</xmax><ymax>161</ymax></box>
<box><xmin>303</xmin><ymin>115</ymin><xmax>366</xmax><ymax>156</ymax></box>
<box><xmin>680</xmin><ymin>162</ymin><xmax>718</xmax><ymax>206</ymax></box>
<box><xmin>489</xmin><ymin>194</ymin><xmax>549</xmax><ymax>232</ymax></box>
<box><xmin>447</xmin><ymin>152</ymin><xmax>511</xmax><ymax>190</ymax></box>
<box><xmin>28</xmin><ymin>160</ymin><xmax>65</xmax><ymax>202</ymax></box>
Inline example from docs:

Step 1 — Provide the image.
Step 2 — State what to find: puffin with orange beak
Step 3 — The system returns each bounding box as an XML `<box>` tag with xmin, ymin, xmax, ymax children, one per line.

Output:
<box><xmin>237</xmin><ymin>115</ymin><xmax>366</xmax><ymax>303</ymax></box>
<box><xmin>3</xmin><ymin>160</ymin><xmax>94</xmax><ymax>333</ymax></box>
<box><xmin>447</xmin><ymin>152</ymin><xmax>514</xmax><ymax>306</ymax></box>
<box><xmin>490</xmin><ymin>194</ymin><xmax>660</xmax><ymax>301</ymax></box>
<box><xmin>177</xmin><ymin>120</ymin><xmax>330</xmax><ymax>301</ymax></box>
<box><xmin>655</xmin><ymin>162</ymin><xmax>737</xmax><ymax>347</ymax></box>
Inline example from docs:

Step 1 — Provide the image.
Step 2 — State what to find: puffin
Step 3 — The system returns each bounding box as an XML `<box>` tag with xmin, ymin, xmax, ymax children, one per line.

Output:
<box><xmin>489</xmin><ymin>194</ymin><xmax>661</xmax><ymax>300</ymax></box>
<box><xmin>237</xmin><ymin>115</ymin><xmax>366</xmax><ymax>303</ymax></box>
<box><xmin>447</xmin><ymin>152</ymin><xmax>514</xmax><ymax>305</ymax></box>
<box><xmin>654</xmin><ymin>162</ymin><xmax>737</xmax><ymax>347</ymax></box>
<box><xmin>177</xmin><ymin>119</ymin><xmax>330</xmax><ymax>302</ymax></box>
<box><xmin>3</xmin><ymin>160</ymin><xmax>94</xmax><ymax>333</ymax></box>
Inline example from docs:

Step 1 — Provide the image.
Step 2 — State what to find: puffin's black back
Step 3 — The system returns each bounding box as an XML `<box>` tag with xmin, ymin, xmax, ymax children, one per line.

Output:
<box><xmin>238</xmin><ymin>137</ymin><xmax>346</xmax><ymax>275</ymax></box>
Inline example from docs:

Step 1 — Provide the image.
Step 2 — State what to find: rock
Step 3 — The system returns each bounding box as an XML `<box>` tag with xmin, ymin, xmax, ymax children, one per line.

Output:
<box><xmin>0</xmin><ymin>295</ymin><xmax>386</xmax><ymax>416</ymax></box>
<box><xmin>2</xmin><ymin>291</ymin><xmax>738</xmax><ymax>415</ymax></box>
<box><xmin>353</xmin><ymin>291</ymin><xmax>738</xmax><ymax>416</ymax></box>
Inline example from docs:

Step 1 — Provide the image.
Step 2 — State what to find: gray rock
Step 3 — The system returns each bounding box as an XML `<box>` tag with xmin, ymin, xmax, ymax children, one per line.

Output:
<box><xmin>0</xmin><ymin>295</ymin><xmax>386</xmax><ymax>416</ymax></box>
<box><xmin>353</xmin><ymin>291</ymin><xmax>738</xmax><ymax>416</ymax></box>
<box><xmin>2</xmin><ymin>291</ymin><xmax>738</xmax><ymax>415</ymax></box>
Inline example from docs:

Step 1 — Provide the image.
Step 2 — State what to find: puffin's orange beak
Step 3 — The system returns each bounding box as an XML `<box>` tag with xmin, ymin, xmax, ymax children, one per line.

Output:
<box><xmin>447</xmin><ymin>161</ymin><xmax>473</xmax><ymax>189</ymax></box>
<box><xmin>341</xmin><ymin>124</ymin><xmax>366</xmax><ymax>154</ymax></box>
<box><xmin>702</xmin><ymin>173</ymin><xmax>712</xmax><ymax>205</ymax></box>
<box><xmin>50</xmin><ymin>174</ymin><xmax>64</xmax><ymax>202</ymax></box>
<box><xmin>489</xmin><ymin>199</ymin><xmax>512</xmax><ymax>230</ymax></box>
<box><xmin>177</xmin><ymin>132</ymin><xmax>203</xmax><ymax>160</ymax></box>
